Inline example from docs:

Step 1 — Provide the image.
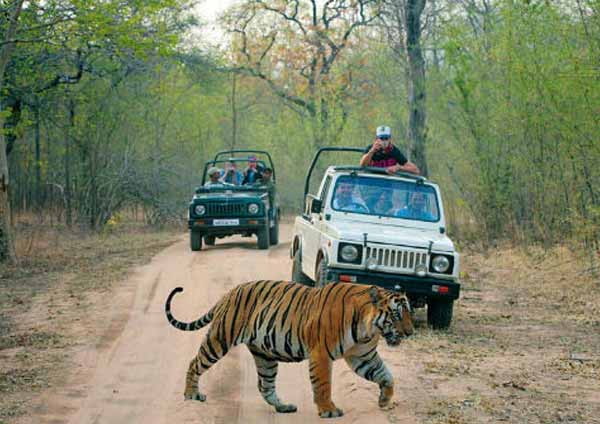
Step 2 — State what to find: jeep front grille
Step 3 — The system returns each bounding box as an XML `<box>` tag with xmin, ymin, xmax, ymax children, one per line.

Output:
<box><xmin>365</xmin><ymin>246</ymin><xmax>427</xmax><ymax>272</ymax></box>
<box><xmin>207</xmin><ymin>203</ymin><xmax>246</xmax><ymax>216</ymax></box>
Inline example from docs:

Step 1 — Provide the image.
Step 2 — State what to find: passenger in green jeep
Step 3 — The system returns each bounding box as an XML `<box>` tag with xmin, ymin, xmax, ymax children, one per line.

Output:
<box><xmin>204</xmin><ymin>167</ymin><xmax>226</xmax><ymax>187</ymax></box>
<box><xmin>255</xmin><ymin>167</ymin><xmax>275</xmax><ymax>204</ymax></box>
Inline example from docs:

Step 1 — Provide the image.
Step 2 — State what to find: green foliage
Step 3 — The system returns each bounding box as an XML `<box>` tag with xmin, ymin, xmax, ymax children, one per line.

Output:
<box><xmin>5</xmin><ymin>0</ymin><xmax>600</xmax><ymax>251</ymax></box>
<box><xmin>421</xmin><ymin>0</ymin><xmax>600</xmax><ymax>247</ymax></box>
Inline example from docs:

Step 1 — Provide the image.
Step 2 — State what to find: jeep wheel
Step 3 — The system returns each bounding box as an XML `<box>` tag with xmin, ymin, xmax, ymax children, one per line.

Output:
<box><xmin>427</xmin><ymin>298</ymin><xmax>454</xmax><ymax>329</ymax></box>
<box><xmin>257</xmin><ymin>226</ymin><xmax>270</xmax><ymax>250</ymax></box>
<box><xmin>315</xmin><ymin>258</ymin><xmax>331</xmax><ymax>288</ymax></box>
<box><xmin>291</xmin><ymin>249</ymin><xmax>313</xmax><ymax>286</ymax></box>
<box><xmin>204</xmin><ymin>235</ymin><xmax>216</xmax><ymax>246</ymax></box>
<box><xmin>190</xmin><ymin>231</ymin><xmax>202</xmax><ymax>251</ymax></box>
<box><xmin>269</xmin><ymin>220</ymin><xmax>279</xmax><ymax>246</ymax></box>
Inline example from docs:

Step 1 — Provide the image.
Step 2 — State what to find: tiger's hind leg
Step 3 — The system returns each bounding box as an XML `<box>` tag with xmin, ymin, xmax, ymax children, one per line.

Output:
<box><xmin>184</xmin><ymin>331</ymin><xmax>229</xmax><ymax>402</ymax></box>
<box><xmin>344</xmin><ymin>345</ymin><xmax>394</xmax><ymax>409</ymax></box>
<box><xmin>251</xmin><ymin>352</ymin><xmax>297</xmax><ymax>413</ymax></box>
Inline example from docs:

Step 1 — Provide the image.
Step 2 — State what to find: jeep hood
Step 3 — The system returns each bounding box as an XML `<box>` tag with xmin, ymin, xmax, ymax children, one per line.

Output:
<box><xmin>323</xmin><ymin>220</ymin><xmax>454</xmax><ymax>252</ymax></box>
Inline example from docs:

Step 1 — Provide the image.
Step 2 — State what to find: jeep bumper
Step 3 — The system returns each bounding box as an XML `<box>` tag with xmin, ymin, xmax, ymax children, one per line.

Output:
<box><xmin>188</xmin><ymin>217</ymin><xmax>267</xmax><ymax>233</ymax></box>
<box><xmin>326</xmin><ymin>267</ymin><xmax>460</xmax><ymax>300</ymax></box>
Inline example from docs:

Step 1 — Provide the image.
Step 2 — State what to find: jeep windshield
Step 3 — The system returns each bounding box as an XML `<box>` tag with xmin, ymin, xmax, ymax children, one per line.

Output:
<box><xmin>331</xmin><ymin>175</ymin><xmax>440</xmax><ymax>222</ymax></box>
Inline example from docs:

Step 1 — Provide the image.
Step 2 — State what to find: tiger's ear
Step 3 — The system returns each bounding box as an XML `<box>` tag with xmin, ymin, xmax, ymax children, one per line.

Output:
<box><xmin>369</xmin><ymin>286</ymin><xmax>380</xmax><ymax>304</ymax></box>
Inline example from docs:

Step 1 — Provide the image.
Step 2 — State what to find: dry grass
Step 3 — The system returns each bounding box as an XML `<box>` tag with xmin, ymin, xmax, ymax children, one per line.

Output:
<box><xmin>0</xmin><ymin>220</ymin><xmax>181</xmax><ymax>422</ymax></box>
<box><xmin>400</xmin><ymin>245</ymin><xmax>600</xmax><ymax>424</ymax></box>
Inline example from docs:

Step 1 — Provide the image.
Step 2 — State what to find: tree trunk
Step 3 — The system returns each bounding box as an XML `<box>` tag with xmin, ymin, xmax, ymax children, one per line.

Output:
<box><xmin>230</xmin><ymin>73</ymin><xmax>238</xmax><ymax>150</ymax></box>
<box><xmin>0</xmin><ymin>0</ymin><xmax>25</xmax><ymax>263</ymax></box>
<box><xmin>34</xmin><ymin>103</ymin><xmax>42</xmax><ymax>210</ymax></box>
<box><xmin>65</xmin><ymin>99</ymin><xmax>74</xmax><ymax>227</ymax></box>
<box><xmin>405</xmin><ymin>0</ymin><xmax>429</xmax><ymax>177</ymax></box>
<box><xmin>0</xmin><ymin>116</ymin><xmax>15</xmax><ymax>263</ymax></box>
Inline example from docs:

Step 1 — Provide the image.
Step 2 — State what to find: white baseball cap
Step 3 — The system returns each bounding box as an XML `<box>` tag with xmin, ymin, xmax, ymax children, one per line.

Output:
<box><xmin>376</xmin><ymin>125</ymin><xmax>392</xmax><ymax>139</ymax></box>
<box><xmin>208</xmin><ymin>166</ymin><xmax>221</xmax><ymax>176</ymax></box>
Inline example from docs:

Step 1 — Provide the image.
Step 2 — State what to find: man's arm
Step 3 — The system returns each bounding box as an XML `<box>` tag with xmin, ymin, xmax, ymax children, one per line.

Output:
<box><xmin>360</xmin><ymin>141</ymin><xmax>381</xmax><ymax>167</ymax></box>
<box><xmin>359</xmin><ymin>152</ymin><xmax>373</xmax><ymax>167</ymax></box>
<box><xmin>386</xmin><ymin>147</ymin><xmax>420</xmax><ymax>175</ymax></box>
<box><xmin>396</xmin><ymin>161</ymin><xmax>420</xmax><ymax>175</ymax></box>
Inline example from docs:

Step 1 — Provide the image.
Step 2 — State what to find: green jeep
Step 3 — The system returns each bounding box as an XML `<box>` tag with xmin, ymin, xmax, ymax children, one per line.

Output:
<box><xmin>188</xmin><ymin>150</ymin><xmax>280</xmax><ymax>251</ymax></box>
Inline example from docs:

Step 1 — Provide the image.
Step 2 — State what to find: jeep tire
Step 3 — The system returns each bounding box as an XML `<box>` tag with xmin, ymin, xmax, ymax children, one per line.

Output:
<box><xmin>257</xmin><ymin>225</ymin><xmax>270</xmax><ymax>250</ymax></box>
<box><xmin>269</xmin><ymin>220</ymin><xmax>279</xmax><ymax>246</ymax></box>
<box><xmin>427</xmin><ymin>298</ymin><xmax>454</xmax><ymax>329</ymax></box>
<box><xmin>291</xmin><ymin>249</ymin><xmax>313</xmax><ymax>286</ymax></box>
<box><xmin>190</xmin><ymin>231</ymin><xmax>202</xmax><ymax>251</ymax></box>
<box><xmin>315</xmin><ymin>257</ymin><xmax>331</xmax><ymax>288</ymax></box>
<box><xmin>204</xmin><ymin>235</ymin><xmax>216</xmax><ymax>246</ymax></box>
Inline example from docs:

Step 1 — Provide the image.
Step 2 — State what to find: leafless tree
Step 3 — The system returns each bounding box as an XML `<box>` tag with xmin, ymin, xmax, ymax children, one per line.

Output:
<box><xmin>223</xmin><ymin>0</ymin><xmax>380</xmax><ymax>148</ymax></box>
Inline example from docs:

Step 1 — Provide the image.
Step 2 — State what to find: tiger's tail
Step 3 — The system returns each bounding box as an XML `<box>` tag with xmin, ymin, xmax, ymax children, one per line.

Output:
<box><xmin>165</xmin><ymin>287</ymin><xmax>213</xmax><ymax>331</ymax></box>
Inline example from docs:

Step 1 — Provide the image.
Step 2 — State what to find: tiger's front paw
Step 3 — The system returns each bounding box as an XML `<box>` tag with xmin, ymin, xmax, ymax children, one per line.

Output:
<box><xmin>184</xmin><ymin>392</ymin><xmax>207</xmax><ymax>402</ymax></box>
<box><xmin>319</xmin><ymin>407</ymin><xmax>344</xmax><ymax>418</ymax></box>
<box><xmin>378</xmin><ymin>399</ymin><xmax>397</xmax><ymax>410</ymax></box>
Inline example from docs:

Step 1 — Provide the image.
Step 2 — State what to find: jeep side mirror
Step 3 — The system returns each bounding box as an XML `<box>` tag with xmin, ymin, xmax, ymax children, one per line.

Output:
<box><xmin>310</xmin><ymin>198</ymin><xmax>323</xmax><ymax>214</ymax></box>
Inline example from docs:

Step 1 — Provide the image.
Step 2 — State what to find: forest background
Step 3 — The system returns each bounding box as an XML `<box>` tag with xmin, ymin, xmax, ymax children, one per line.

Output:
<box><xmin>1</xmin><ymin>0</ymin><xmax>599</xmax><ymax>265</ymax></box>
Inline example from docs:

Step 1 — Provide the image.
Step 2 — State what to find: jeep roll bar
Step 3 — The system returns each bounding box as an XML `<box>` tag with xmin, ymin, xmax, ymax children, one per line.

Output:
<box><xmin>303</xmin><ymin>147</ymin><xmax>364</xmax><ymax>211</ymax></box>
<box><xmin>333</xmin><ymin>166</ymin><xmax>427</xmax><ymax>183</ymax></box>
<box><xmin>213</xmin><ymin>150</ymin><xmax>276</xmax><ymax>182</ymax></box>
<box><xmin>303</xmin><ymin>147</ymin><xmax>427</xmax><ymax>211</ymax></box>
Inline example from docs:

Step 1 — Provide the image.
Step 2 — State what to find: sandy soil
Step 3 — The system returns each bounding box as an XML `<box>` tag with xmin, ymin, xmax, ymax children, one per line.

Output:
<box><xmin>22</xmin><ymin>224</ymin><xmax>417</xmax><ymax>424</ymax></box>
<box><xmin>10</xmin><ymin>224</ymin><xmax>600</xmax><ymax>424</ymax></box>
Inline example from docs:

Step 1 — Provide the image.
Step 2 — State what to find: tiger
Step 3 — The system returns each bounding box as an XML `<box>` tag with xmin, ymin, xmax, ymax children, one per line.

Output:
<box><xmin>165</xmin><ymin>280</ymin><xmax>413</xmax><ymax>418</ymax></box>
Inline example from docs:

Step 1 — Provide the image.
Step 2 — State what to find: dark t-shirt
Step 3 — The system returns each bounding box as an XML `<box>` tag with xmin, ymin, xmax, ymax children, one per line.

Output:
<box><xmin>364</xmin><ymin>144</ymin><xmax>408</xmax><ymax>168</ymax></box>
<box><xmin>242</xmin><ymin>167</ymin><xmax>263</xmax><ymax>185</ymax></box>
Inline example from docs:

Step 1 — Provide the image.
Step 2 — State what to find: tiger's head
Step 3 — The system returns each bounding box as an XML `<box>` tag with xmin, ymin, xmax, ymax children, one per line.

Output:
<box><xmin>368</xmin><ymin>286</ymin><xmax>414</xmax><ymax>346</ymax></box>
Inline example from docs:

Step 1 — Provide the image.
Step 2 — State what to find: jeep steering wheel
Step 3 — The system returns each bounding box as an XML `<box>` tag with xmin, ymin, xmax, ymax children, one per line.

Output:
<box><xmin>349</xmin><ymin>203</ymin><xmax>369</xmax><ymax>213</ymax></box>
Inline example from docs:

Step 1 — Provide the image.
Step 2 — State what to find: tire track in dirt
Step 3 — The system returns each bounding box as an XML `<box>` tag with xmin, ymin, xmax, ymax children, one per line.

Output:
<box><xmin>143</xmin><ymin>271</ymin><xmax>162</xmax><ymax>314</ymax></box>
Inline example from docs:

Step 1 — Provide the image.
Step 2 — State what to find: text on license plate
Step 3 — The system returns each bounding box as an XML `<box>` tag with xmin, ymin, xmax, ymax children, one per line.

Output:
<box><xmin>213</xmin><ymin>219</ymin><xmax>239</xmax><ymax>226</ymax></box>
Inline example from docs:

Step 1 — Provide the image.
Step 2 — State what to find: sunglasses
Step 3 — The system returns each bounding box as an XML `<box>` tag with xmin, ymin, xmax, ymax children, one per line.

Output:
<box><xmin>377</xmin><ymin>135</ymin><xmax>390</xmax><ymax>140</ymax></box>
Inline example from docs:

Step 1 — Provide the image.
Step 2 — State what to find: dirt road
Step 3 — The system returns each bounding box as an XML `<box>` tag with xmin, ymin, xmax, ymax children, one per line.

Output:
<box><xmin>27</xmin><ymin>224</ymin><xmax>416</xmax><ymax>424</ymax></box>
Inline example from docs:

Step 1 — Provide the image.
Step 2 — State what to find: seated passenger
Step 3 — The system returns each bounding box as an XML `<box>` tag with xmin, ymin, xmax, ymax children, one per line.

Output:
<box><xmin>396</xmin><ymin>192</ymin><xmax>435</xmax><ymax>221</ymax></box>
<box><xmin>388</xmin><ymin>190</ymin><xmax>407</xmax><ymax>216</ymax></box>
<box><xmin>368</xmin><ymin>191</ymin><xmax>392</xmax><ymax>215</ymax></box>
<box><xmin>255</xmin><ymin>167</ymin><xmax>273</xmax><ymax>186</ymax></box>
<box><xmin>359</xmin><ymin>125</ymin><xmax>420</xmax><ymax>175</ymax></box>
<box><xmin>204</xmin><ymin>167</ymin><xmax>226</xmax><ymax>187</ymax></box>
<box><xmin>223</xmin><ymin>160</ymin><xmax>243</xmax><ymax>185</ymax></box>
<box><xmin>242</xmin><ymin>155</ymin><xmax>263</xmax><ymax>185</ymax></box>
<box><xmin>332</xmin><ymin>181</ymin><xmax>368</xmax><ymax>213</ymax></box>
<box><xmin>254</xmin><ymin>167</ymin><xmax>276</xmax><ymax>204</ymax></box>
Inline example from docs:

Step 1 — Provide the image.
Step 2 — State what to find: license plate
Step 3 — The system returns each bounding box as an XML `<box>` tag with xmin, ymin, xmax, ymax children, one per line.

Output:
<box><xmin>213</xmin><ymin>219</ymin><xmax>239</xmax><ymax>226</ymax></box>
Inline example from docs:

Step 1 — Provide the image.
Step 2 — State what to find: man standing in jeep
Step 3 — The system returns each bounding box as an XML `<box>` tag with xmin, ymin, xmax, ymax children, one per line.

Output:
<box><xmin>360</xmin><ymin>125</ymin><xmax>420</xmax><ymax>175</ymax></box>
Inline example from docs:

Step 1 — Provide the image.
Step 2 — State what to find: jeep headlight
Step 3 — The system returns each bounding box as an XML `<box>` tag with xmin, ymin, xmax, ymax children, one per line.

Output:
<box><xmin>431</xmin><ymin>255</ymin><xmax>451</xmax><ymax>273</ymax></box>
<box><xmin>338</xmin><ymin>243</ymin><xmax>362</xmax><ymax>264</ymax></box>
<box><xmin>194</xmin><ymin>205</ymin><xmax>206</xmax><ymax>216</ymax></box>
<box><xmin>248</xmin><ymin>203</ymin><xmax>260</xmax><ymax>214</ymax></box>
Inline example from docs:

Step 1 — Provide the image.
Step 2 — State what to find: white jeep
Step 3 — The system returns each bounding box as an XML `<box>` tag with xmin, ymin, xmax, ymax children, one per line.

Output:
<box><xmin>290</xmin><ymin>147</ymin><xmax>460</xmax><ymax>329</ymax></box>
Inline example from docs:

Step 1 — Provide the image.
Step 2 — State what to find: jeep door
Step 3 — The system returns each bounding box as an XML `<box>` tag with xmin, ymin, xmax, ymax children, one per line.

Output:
<box><xmin>299</xmin><ymin>175</ymin><xmax>332</xmax><ymax>279</ymax></box>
